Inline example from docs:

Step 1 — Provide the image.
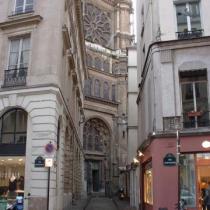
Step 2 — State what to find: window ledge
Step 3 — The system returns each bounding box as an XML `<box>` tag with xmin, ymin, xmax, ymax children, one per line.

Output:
<box><xmin>0</xmin><ymin>14</ymin><xmax>43</xmax><ymax>30</ymax></box>
<box><xmin>8</xmin><ymin>10</ymin><xmax>35</xmax><ymax>19</ymax></box>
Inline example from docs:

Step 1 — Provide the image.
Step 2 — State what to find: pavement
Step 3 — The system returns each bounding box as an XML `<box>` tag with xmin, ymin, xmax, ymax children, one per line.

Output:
<box><xmin>69</xmin><ymin>195</ymin><xmax>136</xmax><ymax>210</ymax></box>
<box><xmin>113</xmin><ymin>197</ymin><xmax>137</xmax><ymax>210</ymax></box>
<box><xmin>70</xmin><ymin>196</ymin><xmax>91</xmax><ymax>210</ymax></box>
<box><xmin>86</xmin><ymin>197</ymin><xmax>117</xmax><ymax>210</ymax></box>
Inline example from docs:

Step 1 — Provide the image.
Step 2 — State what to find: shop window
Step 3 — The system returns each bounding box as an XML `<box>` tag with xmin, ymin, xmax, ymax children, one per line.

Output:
<box><xmin>180</xmin><ymin>70</ymin><xmax>209</xmax><ymax>128</ymax></box>
<box><xmin>143</xmin><ymin>162</ymin><xmax>153</xmax><ymax>205</ymax></box>
<box><xmin>0</xmin><ymin>157</ymin><xmax>25</xmax><ymax>207</ymax></box>
<box><xmin>180</xmin><ymin>154</ymin><xmax>196</xmax><ymax>207</ymax></box>
<box><xmin>0</xmin><ymin>109</ymin><xmax>27</xmax><ymax>145</ymax></box>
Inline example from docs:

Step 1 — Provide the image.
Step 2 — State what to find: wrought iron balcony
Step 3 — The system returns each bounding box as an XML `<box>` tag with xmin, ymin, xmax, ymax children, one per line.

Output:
<box><xmin>176</xmin><ymin>29</ymin><xmax>203</xmax><ymax>40</ymax></box>
<box><xmin>182</xmin><ymin>110</ymin><xmax>210</xmax><ymax>129</ymax></box>
<box><xmin>3</xmin><ymin>68</ymin><xmax>27</xmax><ymax>87</ymax></box>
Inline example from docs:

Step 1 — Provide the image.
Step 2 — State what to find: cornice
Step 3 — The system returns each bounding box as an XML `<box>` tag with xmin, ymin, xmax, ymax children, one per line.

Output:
<box><xmin>0</xmin><ymin>15</ymin><xmax>43</xmax><ymax>30</ymax></box>
<box><xmin>85</xmin><ymin>95</ymin><xmax>119</xmax><ymax>106</ymax></box>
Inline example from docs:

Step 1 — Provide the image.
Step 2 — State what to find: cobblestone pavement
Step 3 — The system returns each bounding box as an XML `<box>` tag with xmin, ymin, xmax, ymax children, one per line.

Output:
<box><xmin>85</xmin><ymin>197</ymin><xmax>117</xmax><ymax>210</ymax></box>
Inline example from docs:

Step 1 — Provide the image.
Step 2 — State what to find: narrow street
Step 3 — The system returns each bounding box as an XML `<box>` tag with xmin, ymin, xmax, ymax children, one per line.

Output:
<box><xmin>85</xmin><ymin>197</ymin><xmax>117</xmax><ymax>210</ymax></box>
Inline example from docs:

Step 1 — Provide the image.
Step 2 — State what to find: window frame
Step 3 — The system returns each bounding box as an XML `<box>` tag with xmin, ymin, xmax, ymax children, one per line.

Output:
<box><xmin>0</xmin><ymin>108</ymin><xmax>27</xmax><ymax>145</ymax></box>
<box><xmin>7</xmin><ymin>36</ymin><xmax>30</xmax><ymax>70</ymax></box>
<box><xmin>175</xmin><ymin>1</ymin><xmax>201</xmax><ymax>32</ymax></box>
<box><xmin>14</xmin><ymin>0</ymin><xmax>34</xmax><ymax>15</ymax></box>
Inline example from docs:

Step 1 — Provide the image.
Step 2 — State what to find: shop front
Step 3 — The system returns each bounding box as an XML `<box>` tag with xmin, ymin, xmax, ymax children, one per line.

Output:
<box><xmin>140</xmin><ymin>134</ymin><xmax>210</xmax><ymax>210</ymax></box>
<box><xmin>0</xmin><ymin>108</ymin><xmax>27</xmax><ymax>210</ymax></box>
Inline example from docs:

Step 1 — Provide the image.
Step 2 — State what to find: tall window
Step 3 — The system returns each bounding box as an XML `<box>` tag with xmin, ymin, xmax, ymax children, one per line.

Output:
<box><xmin>176</xmin><ymin>2</ymin><xmax>201</xmax><ymax>32</ymax></box>
<box><xmin>84</xmin><ymin>79</ymin><xmax>92</xmax><ymax>96</ymax></box>
<box><xmin>0</xmin><ymin>109</ymin><xmax>27</xmax><ymax>144</ymax></box>
<box><xmin>112</xmin><ymin>84</ymin><xmax>116</xmax><ymax>101</ymax></box>
<box><xmin>143</xmin><ymin>162</ymin><xmax>153</xmax><ymax>205</ymax></box>
<box><xmin>94</xmin><ymin>79</ymin><xmax>101</xmax><ymax>97</ymax></box>
<box><xmin>14</xmin><ymin>0</ymin><xmax>34</xmax><ymax>14</ymax></box>
<box><xmin>103</xmin><ymin>82</ymin><xmax>109</xmax><ymax>100</ymax></box>
<box><xmin>180</xmin><ymin>70</ymin><xmax>209</xmax><ymax>128</ymax></box>
<box><xmin>8</xmin><ymin>37</ymin><xmax>30</xmax><ymax>70</ymax></box>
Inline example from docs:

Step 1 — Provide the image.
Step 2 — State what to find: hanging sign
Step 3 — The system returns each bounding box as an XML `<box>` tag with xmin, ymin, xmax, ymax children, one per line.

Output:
<box><xmin>35</xmin><ymin>156</ymin><xmax>45</xmax><ymax>168</ymax></box>
<box><xmin>163</xmin><ymin>153</ymin><xmax>176</xmax><ymax>166</ymax></box>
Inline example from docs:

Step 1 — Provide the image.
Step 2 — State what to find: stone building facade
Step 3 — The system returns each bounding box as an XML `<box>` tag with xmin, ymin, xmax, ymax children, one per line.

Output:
<box><xmin>136</xmin><ymin>0</ymin><xmax>210</xmax><ymax>210</ymax></box>
<box><xmin>0</xmin><ymin>0</ymin><xmax>87</xmax><ymax>210</ymax></box>
<box><xmin>82</xmin><ymin>0</ymin><xmax>134</xmax><ymax>195</ymax></box>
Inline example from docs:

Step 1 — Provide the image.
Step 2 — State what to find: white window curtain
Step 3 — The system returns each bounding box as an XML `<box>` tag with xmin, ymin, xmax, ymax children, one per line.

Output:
<box><xmin>8</xmin><ymin>37</ymin><xmax>30</xmax><ymax>70</ymax></box>
<box><xmin>15</xmin><ymin>0</ymin><xmax>33</xmax><ymax>14</ymax></box>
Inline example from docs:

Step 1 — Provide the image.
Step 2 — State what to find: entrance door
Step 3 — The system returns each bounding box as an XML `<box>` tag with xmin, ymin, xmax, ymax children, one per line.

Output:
<box><xmin>92</xmin><ymin>170</ymin><xmax>99</xmax><ymax>192</ymax></box>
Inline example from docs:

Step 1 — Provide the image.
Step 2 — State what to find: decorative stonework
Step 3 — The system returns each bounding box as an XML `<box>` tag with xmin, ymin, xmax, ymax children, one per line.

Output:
<box><xmin>83</xmin><ymin>118</ymin><xmax>110</xmax><ymax>153</ymax></box>
<box><xmin>84</xmin><ymin>3</ymin><xmax>111</xmax><ymax>47</ymax></box>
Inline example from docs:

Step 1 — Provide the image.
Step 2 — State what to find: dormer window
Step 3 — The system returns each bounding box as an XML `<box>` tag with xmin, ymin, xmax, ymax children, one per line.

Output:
<box><xmin>14</xmin><ymin>0</ymin><xmax>34</xmax><ymax>15</ymax></box>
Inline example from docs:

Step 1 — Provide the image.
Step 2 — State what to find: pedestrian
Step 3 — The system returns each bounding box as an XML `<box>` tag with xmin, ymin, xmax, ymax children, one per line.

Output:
<box><xmin>201</xmin><ymin>188</ymin><xmax>207</xmax><ymax>210</ymax></box>
<box><xmin>205</xmin><ymin>182</ymin><xmax>210</xmax><ymax>210</ymax></box>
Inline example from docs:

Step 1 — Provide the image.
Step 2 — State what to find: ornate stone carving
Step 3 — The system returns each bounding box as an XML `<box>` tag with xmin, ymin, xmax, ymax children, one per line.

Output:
<box><xmin>83</xmin><ymin>118</ymin><xmax>110</xmax><ymax>153</ymax></box>
<box><xmin>84</xmin><ymin>3</ymin><xmax>111</xmax><ymax>47</ymax></box>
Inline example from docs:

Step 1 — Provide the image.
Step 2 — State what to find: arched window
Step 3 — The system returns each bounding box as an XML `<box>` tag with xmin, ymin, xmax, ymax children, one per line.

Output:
<box><xmin>95</xmin><ymin>57</ymin><xmax>102</xmax><ymax>70</ymax></box>
<box><xmin>103</xmin><ymin>82</ymin><xmax>109</xmax><ymax>99</ymax></box>
<box><xmin>0</xmin><ymin>109</ymin><xmax>27</xmax><ymax>144</ymax></box>
<box><xmin>94</xmin><ymin>79</ymin><xmax>101</xmax><ymax>97</ymax></box>
<box><xmin>103</xmin><ymin>60</ymin><xmax>109</xmax><ymax>73</ymax></box>
<box><xmin>84</xmin><ymin>79</ymin><xmax>92</xmax><ymax>96</ymax></box>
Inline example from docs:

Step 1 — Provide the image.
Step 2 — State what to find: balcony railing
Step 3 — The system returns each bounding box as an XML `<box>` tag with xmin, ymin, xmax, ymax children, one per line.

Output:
<box><xmin>176</xmin><ymin>29</ymin><xmax>203</xmax><ymax>40</ymax></box>
<box><xmin>182</xmin><ymin>110</ymin><xmax>210</xmax><ymax>129</ymax></box>
<box><xmin>3</xmin><ymin>68</ymin><xmax>27</xmax><ymax>87</ymax></box>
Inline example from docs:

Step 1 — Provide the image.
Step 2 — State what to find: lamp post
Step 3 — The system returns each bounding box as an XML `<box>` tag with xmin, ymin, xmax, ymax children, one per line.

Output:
<box><xmin>176</xmin><ymin>130</ymin><xmax>181</xmax><ymax>210</ymax></box>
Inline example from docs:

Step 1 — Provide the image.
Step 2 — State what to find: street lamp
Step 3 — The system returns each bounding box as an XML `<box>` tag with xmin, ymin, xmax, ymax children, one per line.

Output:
<box><xmin>202</xmin><ymin>140</ymin><xmax>210</xmax><ymax>149</ymax></box>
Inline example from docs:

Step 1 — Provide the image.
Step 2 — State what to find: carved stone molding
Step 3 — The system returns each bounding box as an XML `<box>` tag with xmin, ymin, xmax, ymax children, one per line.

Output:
<box><xmin>0</xmin><ymin>15</ymin><xmax>43</xmax><ymax>30</ymax></box>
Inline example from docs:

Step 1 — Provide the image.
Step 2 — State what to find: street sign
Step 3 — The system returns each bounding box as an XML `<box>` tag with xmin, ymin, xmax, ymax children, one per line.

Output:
<box><xmin>35</xmin><ymin>156</ymin><xmax>45</xmax><ymax>167</ymax></box>
<box><xmin>163</xmin><ymin>153</ymin><xmax>176</xmax><ymax>166</ymax></box>
<box><xmin>45</xmin><ymin>158</ymin><xmax>53</xmax><ymax>167</ymax></box>
<box><xmin>45</xmin><ymin>142</ymin><xmax>55</xmax><ymax>154</ymax></box>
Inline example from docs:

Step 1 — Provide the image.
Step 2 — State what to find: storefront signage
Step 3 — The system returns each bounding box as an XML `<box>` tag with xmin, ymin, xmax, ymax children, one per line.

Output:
<box><xmin>35</xmin><ymin>156</ymin><xmax>45</xmax><ymax>167</ymax></box>
<box><xmin>163</xmin><ymin>153</ymin><xmax>176</xmax><ymax>166</ymax></box>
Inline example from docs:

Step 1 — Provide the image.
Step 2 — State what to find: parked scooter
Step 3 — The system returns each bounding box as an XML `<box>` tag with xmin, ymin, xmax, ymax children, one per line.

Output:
<box><xmin>7</xmin><ymin>196</ymin><xmax>24</xmax><ymax>210</ymax></box>
<box><xmin>118</xmin><ymin>187</ymin><xmax>125</xmax><ymax>200</ymax></box>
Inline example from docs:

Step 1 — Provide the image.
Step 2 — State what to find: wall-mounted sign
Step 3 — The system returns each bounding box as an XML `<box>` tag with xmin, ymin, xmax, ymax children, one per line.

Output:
<box><xmin>45</xmin><ymin>142</ymin><xmax>55</xmax><ymax>154</ymax></box>
<box><xmin>163</xmin><ymin>153</ymin><xmax>176</xmax><ymax>166</ymax></box>
<box><xmin>45</xmin><ymin>158</ymin><xmax>53</xmax><ymax>168</ymax></box>
<box><xmin>35</xmin><ymin>156</ymin><xmax>45</xmax><ymax>167</ymax></box>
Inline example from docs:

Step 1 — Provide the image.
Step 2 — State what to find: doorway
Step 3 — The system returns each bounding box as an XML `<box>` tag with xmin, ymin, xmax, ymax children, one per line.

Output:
<box><xmin>92</xmin><ymin>169</ymin><xmax>99</xmax><ymax>192</ymax></box>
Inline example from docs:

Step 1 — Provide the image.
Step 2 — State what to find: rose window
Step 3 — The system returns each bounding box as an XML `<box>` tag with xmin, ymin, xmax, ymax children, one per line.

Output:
<box><xmin>84</xmin><ymin>3</ymin><xmax>112</xmax><ymax>47</ymax></box>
